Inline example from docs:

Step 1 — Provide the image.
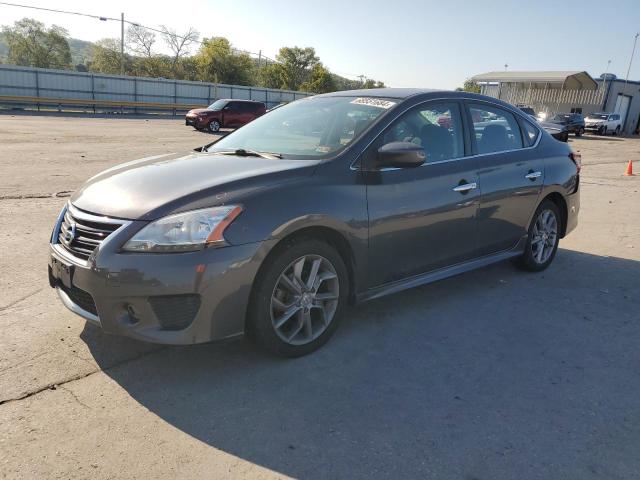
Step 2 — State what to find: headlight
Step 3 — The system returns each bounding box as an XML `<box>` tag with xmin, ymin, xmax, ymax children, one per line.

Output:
<box><xmin>123</xmin><ymin>205</ymin><xmax>242</xmax><ymax>253</ymax></box>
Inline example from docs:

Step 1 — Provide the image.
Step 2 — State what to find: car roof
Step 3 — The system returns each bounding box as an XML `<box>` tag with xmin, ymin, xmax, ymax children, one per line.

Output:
<box><xmin>588</xmin><ymin>112</ymin><xmax>611</xmax><ymax>115</ymax></box>
<box><xmin>220</xmin><ymin>99</ymin><xmax>263</xmax><ymax>103</ymax></box>
<box><xmin>316</xmin><ymin>88</ymin><xmax>443</xmax><ymax>99</ymax></box>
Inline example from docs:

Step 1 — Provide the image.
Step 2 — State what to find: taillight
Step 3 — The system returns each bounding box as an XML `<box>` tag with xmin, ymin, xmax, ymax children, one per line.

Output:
<box><xmin>569</xmin><ymin>151</ymin><xmax>581</xmax><ymax>173</ymax></box>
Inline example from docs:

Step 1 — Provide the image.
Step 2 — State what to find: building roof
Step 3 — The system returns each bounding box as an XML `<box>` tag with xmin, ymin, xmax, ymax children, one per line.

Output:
<box><xmin>472</xmin><ymin>71</ymin><xmax>598</xmax><ymax>90</ymax></box>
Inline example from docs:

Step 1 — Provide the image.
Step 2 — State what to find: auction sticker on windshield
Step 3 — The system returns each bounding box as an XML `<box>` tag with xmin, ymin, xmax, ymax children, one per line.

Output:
<box><xmin>350</xmin><ymin>98</ymin><xmax>396</xmax><ymax>109</ymax></box>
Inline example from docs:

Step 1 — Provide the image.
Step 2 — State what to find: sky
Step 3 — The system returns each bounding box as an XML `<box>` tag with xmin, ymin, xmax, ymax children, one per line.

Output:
<box><xmin>1</xmin><ymin>0</ymin><xmax>639</xmax><ymax>89</ymax></box>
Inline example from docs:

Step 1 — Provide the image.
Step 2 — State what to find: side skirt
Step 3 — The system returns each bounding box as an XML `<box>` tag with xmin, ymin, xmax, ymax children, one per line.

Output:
<box><xmin>357</xmin><ymin>236</ymin><xmax>527</xmax><ymax>303</ymax></box>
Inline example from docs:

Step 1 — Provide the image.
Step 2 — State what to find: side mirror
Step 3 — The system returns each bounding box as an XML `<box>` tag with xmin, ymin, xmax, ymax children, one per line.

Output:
<box><xmin>376</xmin><ymin>141</ymin><xmax>426</xmax><ymax>169</ymax></box>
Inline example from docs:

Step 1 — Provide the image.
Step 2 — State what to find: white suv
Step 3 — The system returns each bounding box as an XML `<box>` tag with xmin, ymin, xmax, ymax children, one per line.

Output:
<box><xmin>584</xmin><ymin>112</ymin><xmax>623</xmax><ymax>135</ymax></box>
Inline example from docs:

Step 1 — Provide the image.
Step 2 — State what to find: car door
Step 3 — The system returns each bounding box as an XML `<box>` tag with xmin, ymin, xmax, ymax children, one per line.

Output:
<box><xmin>363</xmin><ymin>100</ymin><xmax>480</xmax><ymax>287</ymax></box>
<box><xmin>466</xmin><ymin>102</ymin><xmax>544</xmax><ymax>255</ymax></box>
<box><xmin>223</xmin><ymin>102</ymin><xmax>241</xmax><ymax>127</ymax></box>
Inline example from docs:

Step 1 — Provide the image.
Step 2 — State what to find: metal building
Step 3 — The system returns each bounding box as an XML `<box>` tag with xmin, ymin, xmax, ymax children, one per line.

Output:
<box><xmin>472</xmin><ymin>70</ymin><xmax>640</xmax><ymax>134</ymax></box>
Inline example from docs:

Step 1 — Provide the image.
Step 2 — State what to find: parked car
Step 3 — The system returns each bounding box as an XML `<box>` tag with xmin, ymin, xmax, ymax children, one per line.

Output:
<box><xmin>584</xmin><ymin>112</ymin><xmax>622</xmax><ymax>135</ymax></box>
<box><xmin>49</xmin><ymin>89</ymin><xmax>580</xmax><ymax>357</ymax></box>
<box><xmin>518</xmin><ymin>107</ymin><xmax>568</xmax><ymax>142</ymax></box>
<box><xmin>185</xmin><ymin>99</ymin><xmax>266</xmax><ymax>133</ymax></box>
<box><xmin>538</xmin><ymin>121</ymin><xmax>569</xmax><ymax>142</ymax></box>
<box><xmin>546</xmin><ymin>113</ymin><xmax>585</xmax><ymax>137</ymax></box>
<box><xmin>518</xmin><ymin>106</ymin><xmax>537</xmax><ymax>117</ymax></box>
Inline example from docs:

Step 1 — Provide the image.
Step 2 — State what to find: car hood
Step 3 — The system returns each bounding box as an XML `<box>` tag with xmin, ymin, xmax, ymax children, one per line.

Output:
<box><xmin>71</xmin><ymin>152</ymin><xmax>318</xmax><ymax>220</ymax></box>
<box><xmin>187</xmin><ymin>108</ymin><xmax>217</xmax><ymax>115</ymax></box>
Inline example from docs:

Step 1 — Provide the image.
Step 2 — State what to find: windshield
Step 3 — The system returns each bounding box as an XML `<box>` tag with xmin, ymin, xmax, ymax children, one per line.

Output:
<box><xmin>207</xmin><ymin>96</ymin><xmax>396</xmax><ymax>159</ymax></box>
<box><xmin>550</xmin><ymin>114</ymin><xmax>571</xmax><ymax>122</ymax></box>
<box><xmin>207</xmin><ymin>99</ymin><xmax>228</xmax><ymax>110</ymax></box>
<box><xmin>587</xmin><ymin>113</ymin><xmax>608</xmax><ymax>120</ymax></box>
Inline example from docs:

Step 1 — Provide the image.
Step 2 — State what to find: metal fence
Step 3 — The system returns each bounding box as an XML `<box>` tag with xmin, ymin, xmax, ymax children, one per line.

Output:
<box><xmin>0</xmin><ymin>64</ymin><xmax>313</xmax><ymax>114</ymax></box>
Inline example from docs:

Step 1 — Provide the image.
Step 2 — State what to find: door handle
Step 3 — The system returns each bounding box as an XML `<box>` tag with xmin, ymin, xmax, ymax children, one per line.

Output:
<box><xmin>453</xmin><ymin>182</ymin><xmax>477</xmax><ymax>193</ymax></box>
<box><xmin>525</xmin><ymin>171</ymin><xmax>542</xmax><ymax>180</ymax></box>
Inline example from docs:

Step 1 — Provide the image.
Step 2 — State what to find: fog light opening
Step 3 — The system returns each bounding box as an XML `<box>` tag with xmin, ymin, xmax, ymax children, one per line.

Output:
<box><xmin>126</xmin><ymin>304</ymin><xmax>141</xmax><ymax>324</ymax></box>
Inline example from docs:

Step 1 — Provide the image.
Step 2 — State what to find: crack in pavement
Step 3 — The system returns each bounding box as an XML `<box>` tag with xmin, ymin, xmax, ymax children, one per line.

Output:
<box><xmin>0</xmin><ymin>191</ymin><xmax>72</xmax><ymax>201</ymax></box>
<box><xmin>58</xmin><ymin>384</ymin><xmax>92</xmax><ymax>410</ymax></box>
<box><xmin>0</xmin><ymin>288</ymin><xmax>44</xmax><ymax>312</ymax></box>
<box><xmin>0</xmin><ymin>346</ymin><xmax>166</xmax><ymax>406</ymax></box>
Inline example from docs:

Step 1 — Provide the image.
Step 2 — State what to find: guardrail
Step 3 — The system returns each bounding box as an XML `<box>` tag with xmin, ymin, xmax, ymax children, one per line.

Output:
<box><xmin>0</xmin><ymin>64</ymin><xmax>313</xmax><ymax>115</ymax></box>
<box><xmin>0</xmin><ymin>94</ymin><xmax>203</xmax><ymax>115</ymax></box>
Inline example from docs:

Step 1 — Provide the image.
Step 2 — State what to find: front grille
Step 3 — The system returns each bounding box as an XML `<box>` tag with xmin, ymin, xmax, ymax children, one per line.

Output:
<box><xmin>148</xmin><ymin>294</ymin><xmax>201</xmax><ymax>331</ymax></box>
<box><xmin>58</xmin><ymin>206</ymin><xmax>123</xmax><ymax>261</ymax></box>
<box><xmin>59</xmin><ymin>283</ymin><xmax>98</xmax><ymax>316</ymax></box>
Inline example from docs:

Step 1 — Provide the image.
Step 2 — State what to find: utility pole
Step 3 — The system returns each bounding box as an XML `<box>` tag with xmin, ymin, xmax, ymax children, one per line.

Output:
<box><xmin>258</xmin><ymin>50</ymin><xmax>262</xmax><ymax>69</ymax></box>
<box><xmin>623</xmin><ymin>33</ymin><xmax>639</xmax><ymax>93</ymax></box>
<box><xmin>357</xmin><ymin>75</ymin><xmax>366</xmax><ymax>85</ymax></box>
<box><xmin>120</xmin><ymin>12</ymin><xmax>125</xmax><ymax>76</ymax></box>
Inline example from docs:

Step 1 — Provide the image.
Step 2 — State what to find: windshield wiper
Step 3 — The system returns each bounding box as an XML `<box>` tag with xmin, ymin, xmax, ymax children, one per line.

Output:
<box><xmin>209</xmin><ymin>148</ymin><xmax>282</xmax><ymax>159</ymax></box>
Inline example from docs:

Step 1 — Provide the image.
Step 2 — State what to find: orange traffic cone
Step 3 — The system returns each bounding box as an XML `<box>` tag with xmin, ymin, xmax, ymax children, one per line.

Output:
<box><xmin>624</xmin><ymin>160</ymin><xmax>634</xmax><ymax>176</ymax></box>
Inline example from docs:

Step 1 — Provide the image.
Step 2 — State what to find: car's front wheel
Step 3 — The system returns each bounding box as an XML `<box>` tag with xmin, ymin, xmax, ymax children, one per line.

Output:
<box><xmin>208</xmin><ymin>120</ymin><xmax>221</xmax><ymax>133</ymax></box>
<box><xmin>615</xmin><ymin>126</ymin><xmax>621</xmax><ymax>136</ymax></box>
<box><xmin>575</xmin><ymin>127</ymin><xmax>584</xmax><ymax>137</ymax></box>
<box><xmin>516</xmin><ymin>200</ymin><xmax>561</xmax><ymax>272</ymax></box>
<box><xmin>247</xmin><ymin>238</ymin><xmax>348</xmax><ymax>357</ymax></box>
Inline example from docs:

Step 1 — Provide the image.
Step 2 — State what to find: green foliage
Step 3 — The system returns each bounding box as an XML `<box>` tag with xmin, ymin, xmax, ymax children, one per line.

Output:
<box><xmin>300</xmin><ymin>63</ymin><xmax>336</xmax><ymax>93</ymax></box>
<box><xmin>1</xmin><ymin>17</ymin><xmax>388</xmax><ymax>93</ymax></box>
<box><xmin>1</xmin><ymin>18</ymin><xmax>71</xmax><ymax>69</ymax></box>
<box><xmin>194</xmin><ymin>37</ymin><xmax>254</xmax><ymax>85</ymax></box>
<box><xmin>363</xmin><ymin>78</ymin><xmax>385</xmax><ymax>89</ymax></box>
<box><xmin>458</xmin><ymin>79</ymin><xmax>481</xmax><ymax>93</ymax></box>
<box><xmin>89</xmin><ymin>38</ymin><xmax>127</xmax><ymax>74</ymax></box>
<box><xmin>274</xmin><ymin>47</ymin><xmax>319</xmax><ymax>91</ymax></box>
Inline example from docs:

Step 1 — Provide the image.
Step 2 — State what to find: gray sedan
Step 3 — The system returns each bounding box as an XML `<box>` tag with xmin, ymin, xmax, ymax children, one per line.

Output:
<box><xmin>49</xmin><ymin>89</ymin><xmax>580</xmax><ymax>356</ymax></box>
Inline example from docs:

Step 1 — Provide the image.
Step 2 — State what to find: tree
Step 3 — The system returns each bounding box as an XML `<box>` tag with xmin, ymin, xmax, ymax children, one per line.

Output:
<box><xmin>89</xmin><ymin>38</ymin><xmax>126</xmax><ymax>74</ymax></box>
<box><xmin>362</xmin><ymin>78</ymin><xmax>385</xmax><ymax>89</ymax></box>
<box><xmin>194</xmin><ymin>37</ymin><xmax>254</xmax><ymax>85</ymax></box>
<box><xmin>126</xmin><ymin>24</ymin><xmax>155</xmax><ymax>57</ymax></box>
<box><xmin>300</xmin><ymin>63</ymin><xmax>336</xmax><ymax>93</ymax></box>
<box><xmin>457</xmin><ymin>79</ymin><xmax>481</xmax><ymax>93</ymax></box>
<box><xmin>257</xmin><ymin>63</ymin><xmax>286</xmax><ymax>89</ymax></box>
<box><xmin>160</xmin><ymin>26</ymin><xmax>199</xmax><ymax>73</ymax></box>
<box><xmin>1</xmin><ymin>18</ymin><xmax>71</xmax><ymax>69</ymax></box>
<box><xmin>275</xmin><ymin>46</ymin><xmax>319</xmax><ymax>91</ymax></box>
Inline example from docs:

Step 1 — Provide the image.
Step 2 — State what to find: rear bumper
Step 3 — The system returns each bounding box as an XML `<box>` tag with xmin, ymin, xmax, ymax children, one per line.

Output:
<box><xmin>49</xmin><ymin>222</ymin><xmax>275</xmax><ymax>344</ymax></box>
<box><xmin>565</xmin><ymin>188</ymin><xmax>580</xmax><ymax>236</ymax></box>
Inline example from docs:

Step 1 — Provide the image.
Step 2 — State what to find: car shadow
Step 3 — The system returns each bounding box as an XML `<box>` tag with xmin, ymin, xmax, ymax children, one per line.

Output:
<box><xmin>81</xmin><ymin>249</ymin><xmax>640</xmax><ymax>479</ymax></box>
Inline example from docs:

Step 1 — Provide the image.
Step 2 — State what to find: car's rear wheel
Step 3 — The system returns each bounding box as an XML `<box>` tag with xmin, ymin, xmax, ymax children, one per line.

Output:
<box><xmin>575</xmin><ymin>127</ymin><xmax>584</xmax><ymax>137</ymax></box>
<box><xmin>208</xmin><ymin>120</ymin><xmax>221</xmax><ymax>133</ymax></box>
<box><xmin>516</xmin><ymin>200</ymin><xmax>561</xmax><ymax>272</ymax></box>
<box><xmin>247</xmin><ymin>238</ymin><xmax>348</xmax><ymax>357</ymax></box>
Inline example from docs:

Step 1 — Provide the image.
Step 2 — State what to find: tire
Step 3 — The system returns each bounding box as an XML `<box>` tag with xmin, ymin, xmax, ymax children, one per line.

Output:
<box><xmin>602</xmin><ymin>126</ymin><xmax>608</xmax><ymax>136</ymax></box>
<box><xmin>516</xmin><ymin>200</ymin><xmax>561</xmax><ymax>272</ymax></box>
<box><xmin>615</xmin><ymin>126</ymin><xmax>621</xmax><ymax>136</ymax></box>
<box><xmin>575</xmin><ymin>127</ymin><xmax>584</xmax><ymax>137</ymax></box>
<box><xmin>208</xmin><ymin>120</ymin><xmax>221</xmax><ymax>133</ymax></box>
<box><xmin>247</xmin><ymin>237</ymin><xmax>349</xmax><ymax>357</ymax></box>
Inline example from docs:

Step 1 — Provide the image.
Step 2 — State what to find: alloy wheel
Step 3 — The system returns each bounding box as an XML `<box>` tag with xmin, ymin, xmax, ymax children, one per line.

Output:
<box><xmin>530</xmin><ymin>209</ymin><xmax>558</xmax><ymax>264</ymax></box>
<box><xmin>270</xmin><ymin>254</ymin><xmax>339</xmax><ymax>346</ymax></box>
<box><xmin>209</xmin><ymin>120</ymin><xmax>220</xmax><ymax>133</ymax></box>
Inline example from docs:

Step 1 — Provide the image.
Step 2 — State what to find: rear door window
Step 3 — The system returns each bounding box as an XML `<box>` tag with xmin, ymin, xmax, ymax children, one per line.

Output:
<box><xmin>469</xmin><ymin>104</ymin><xmax>524</xmax><ymax>154</ymax></box>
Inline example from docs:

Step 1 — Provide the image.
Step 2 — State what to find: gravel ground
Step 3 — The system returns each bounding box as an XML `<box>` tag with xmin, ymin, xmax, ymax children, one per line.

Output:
<box><xmin>0</xmin><ymin>114</ymin><xmax>639</xmax><ymax>480</ymax></box>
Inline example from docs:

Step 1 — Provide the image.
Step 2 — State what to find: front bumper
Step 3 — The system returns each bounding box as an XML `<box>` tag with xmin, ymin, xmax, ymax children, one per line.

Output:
<box><xmin>185</xmin><ymin>116</ymin><xmax>204</xmax><ymax>128</ymax></box>
<box><xmin>49</xmin><ymin>213</ymin><xmax>273</xmax><ymax>344</ymax></box>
